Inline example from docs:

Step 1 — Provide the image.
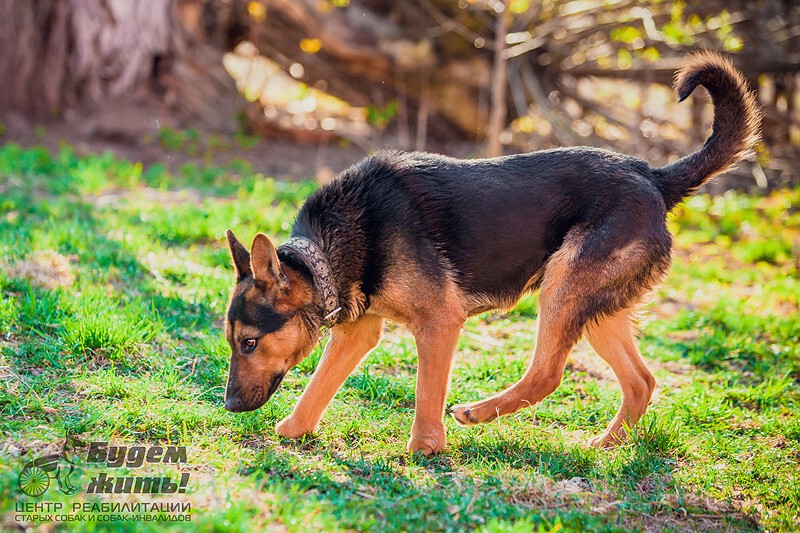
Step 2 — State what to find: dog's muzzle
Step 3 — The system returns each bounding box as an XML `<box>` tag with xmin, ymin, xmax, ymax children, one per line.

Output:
<box><xmin>224</xmin><ymin>372</ymin><xmax>286</xmax><ymax>412</ymax></box>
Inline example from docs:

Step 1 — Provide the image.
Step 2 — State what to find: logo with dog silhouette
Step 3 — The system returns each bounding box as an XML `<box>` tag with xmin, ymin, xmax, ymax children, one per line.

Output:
<box><xmin>17</xmin><ymin>434</ymin><xmax>80</xmax><ymax>497</ymax></box>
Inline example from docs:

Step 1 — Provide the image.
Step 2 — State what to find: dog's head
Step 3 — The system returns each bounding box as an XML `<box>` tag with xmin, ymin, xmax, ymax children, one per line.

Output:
<box><xmin>222</xmin><ymin>230</ymin><xmax>318</xmax><ymax>412</ymax></box>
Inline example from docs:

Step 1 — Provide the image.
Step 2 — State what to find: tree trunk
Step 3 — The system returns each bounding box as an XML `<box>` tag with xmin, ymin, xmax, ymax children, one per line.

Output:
<box><xmin>0</xmin><ymin>0</ymin><xmax>240</xmax><ymax>131</ymax></box>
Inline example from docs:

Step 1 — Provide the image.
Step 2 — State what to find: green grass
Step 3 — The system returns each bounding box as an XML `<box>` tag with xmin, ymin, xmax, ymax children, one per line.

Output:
<box><xmin>0</xmin><ymin>143</ymin><xmax>798</xmax><ymax>532</ymax></box>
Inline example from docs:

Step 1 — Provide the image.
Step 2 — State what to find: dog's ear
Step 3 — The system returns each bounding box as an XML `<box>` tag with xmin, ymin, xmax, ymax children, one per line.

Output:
<box><xmin>251</xmin><ymin>234</ymin><xmax>313</xmax><ymax>310</ymax></box>
<box><xmin>250</xmin><ymin>233</ymin><xmax>285</xmax><ymax>289</ymax></box>
<box><xmin>227</xmin><ymin>229</ymin><xmax>251</xmax><ymax>281</ymax></box>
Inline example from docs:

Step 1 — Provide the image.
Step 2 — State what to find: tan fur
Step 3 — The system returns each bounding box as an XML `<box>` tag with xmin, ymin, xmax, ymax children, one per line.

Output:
<box><xmin>276</xmin><ymin>257</ymin><xmax>469</xmax><ymax>456</ymax></box>
<box><xmin>367</xmin><ymin>248</ymin><xmax>467</xmax><ymax>454</ymax></box>
<box><xmin>368</xmin><ymin>241</ymin><xmax>465</xmax><ymax>324</ymax></box>
<box><xmin>272</xmin><ymin>251</ymin><xmax>468</xmax><ymax>454</ymax></box>
<box><xmin>584</xmin><ymin>309</ymin><xmax>655</xmax><ymax>447</ymax></box>
<box><xmin>340</xmin><ymin>281</ymin><xmax>369</xmax><ymax>323</ymax></box>
<box><xmin>538</xmin><ymin>235</ymin><xmax>582</xmax><ymax>296</ymax></box>
<box><xmin>249</xmin><ymin>234</ymin><xmax>314</xmax><ymax>313</ymax></box>
<box><xmin>234</xmin><ymin>317</ymin><xmax>308</xmax><ymax>364</ymax></box>
<box><xmin>461</xmin><ymin>268</ymin><xmax>546</xmax><ymax>316</ymax></box>
<box><xmin>461</xmin><ymin>290</ymin><xmax>523</xmax><ymax>316</ymax></box>
<box><xmin>409</xmin><ymin>318</ymin><xmax>462</xmax><ymax>454</ymax></box>
<box><xmin>277</xmin><ymin>315</ymin><xmax>384</xmax><ymax>437</ymax></box>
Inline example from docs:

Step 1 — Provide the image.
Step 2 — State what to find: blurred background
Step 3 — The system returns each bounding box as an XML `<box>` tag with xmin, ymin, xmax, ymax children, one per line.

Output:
<box><xmin>0</xmin><ymin>0</ymin><xmax>798</xmax><ymax>190</ymax></box>
<box><xmin>1</xmin><ymin>6</ymin><xmax>799</xmax><ymax>528</ymax></box>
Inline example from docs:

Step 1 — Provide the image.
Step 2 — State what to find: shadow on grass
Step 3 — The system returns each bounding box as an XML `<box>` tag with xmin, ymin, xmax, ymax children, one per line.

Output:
<box><xmin>235</xmin><ymin>437</ymin><xmax>758</xmax><ymax>532</ymax></box>
<box><xmin>238</xmin><ymin>446</ymin><xmax>567</xmax><ymax>531</ymax></box>
<box><xmin>455</xmin><ymin>438</ymin><xmax>598</xmax><ymax>479</ymax></box>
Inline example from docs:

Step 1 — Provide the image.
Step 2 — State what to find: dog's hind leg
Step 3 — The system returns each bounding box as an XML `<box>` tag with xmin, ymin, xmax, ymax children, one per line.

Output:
<box><xmin>450</xmin><ymin>260</ymin><xmax>581</xmax><ymax>426</ymax></box>
<box><xmin>276</xmin><ymin>315</ymin><xmax>384</xmax><ymax>438</ymax></box>
<box><xmin>584</xmin><ymin>309</ymin><xmax>655</xmax><ymax>448</ymax></box>
<box><xmin>451</xmin><ymin>227</ymin><xmax>667</xmax><ymax>437</ymax></box>
<box><xmin>451</xmin><ymin>237</ymin><xmax>589</xmax><ymax>425</ymax></box>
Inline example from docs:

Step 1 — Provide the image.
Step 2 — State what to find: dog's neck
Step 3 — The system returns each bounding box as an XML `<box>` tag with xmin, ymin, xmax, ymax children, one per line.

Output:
<box><xmin>277</xmin><ymin>237</ymin><xmax>341</xmax><ymax>327</ymax></box>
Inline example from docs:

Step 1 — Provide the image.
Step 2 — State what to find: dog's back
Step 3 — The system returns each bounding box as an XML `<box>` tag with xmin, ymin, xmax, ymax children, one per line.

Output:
<box><xmin>311</xmin><ymin>148</ymin><xmax>662</xmax><ymax>306</ymax></box>
<box><xmin>293</xmin><ymin>51</ymin><xmax>758</xmax><ymax>317</ymax></box>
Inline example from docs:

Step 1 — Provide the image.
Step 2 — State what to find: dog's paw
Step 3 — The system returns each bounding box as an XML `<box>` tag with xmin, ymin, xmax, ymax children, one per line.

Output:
<box><xmin>275</xmin><ymin>417</ymin><xmax>314</xmax><ymax>439</ymax></box>
<box><xmin>450</xmin><ymin>402</ymin><xmax>499</xmax><ymax>426</ymax></box>
<box><xmin>407</xmin><ymin>433</ymin><xmax>446</xmax><ymax>455</ymax></box>
<box><xmin>450</xmin><ymin>403</ymin><xmax>479</xmax><ymax>425</ymax></box>
<box><xmin>588</xmin><ymin>431</ymin><xmax>626</xmax><ymax>449</ymax></box>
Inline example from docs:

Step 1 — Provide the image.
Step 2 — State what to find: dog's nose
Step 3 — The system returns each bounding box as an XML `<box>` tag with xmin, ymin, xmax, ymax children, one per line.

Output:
<box><xmin>224</xmin><ymin>396</ymin><xmax>242</xmax><ymax>412</ymax></box>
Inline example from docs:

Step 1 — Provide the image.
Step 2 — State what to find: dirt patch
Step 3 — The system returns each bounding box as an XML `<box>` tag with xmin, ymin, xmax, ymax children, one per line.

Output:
<box><xmin>1</xmin><ymin>112</ymin><xmax>478</xmax><ymax>183</ymax></box>
<box><xmin>502</xmin><ymin>473</ymin><xmax>614</xmax><ymax>510</ymax></box>
<box><xmin>1</xmin><ymin>111</ymin><xmax>368</xmax><ymax>182</ymax></box>
<box><xmin>8</xmin><ymin>251</ymin><xmax>76</xmax><ymax>289</ymax></box>
<box><xmin>88</xmin><ymin>187</ymin><xmax>208</xmax><ymax>207</ymax></box>
<box><xmin>642</xmin><ymin>491</ymin><xmax>760</xmax><ymax>532</ymax></box>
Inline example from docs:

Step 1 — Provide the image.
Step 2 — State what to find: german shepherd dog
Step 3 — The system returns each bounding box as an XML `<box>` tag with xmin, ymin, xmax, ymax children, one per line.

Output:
<box><xmin>223</xmin><ymin>52</ymin><xmax>759</xmax><ymax>454</ymax></box>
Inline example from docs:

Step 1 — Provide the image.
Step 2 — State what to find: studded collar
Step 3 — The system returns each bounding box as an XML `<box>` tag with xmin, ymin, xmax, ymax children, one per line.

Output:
<box><xmin>278</xmin><ymin>237</ymin><xmax>341</xmax><ymax>328</ymax></box>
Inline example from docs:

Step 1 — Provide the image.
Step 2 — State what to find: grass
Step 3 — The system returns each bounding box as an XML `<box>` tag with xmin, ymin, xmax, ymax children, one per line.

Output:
<box><xmin>0</xmin><ymin>142</ymin><xmax>798</xmax><ymax>532</ymax></box>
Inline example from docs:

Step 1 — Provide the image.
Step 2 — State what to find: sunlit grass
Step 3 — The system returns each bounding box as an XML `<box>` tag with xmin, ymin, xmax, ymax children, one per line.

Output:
<box><xmin>0</xmin><ymin>144</ymin><xmax>797</xmax><ymax>531</ymax></box>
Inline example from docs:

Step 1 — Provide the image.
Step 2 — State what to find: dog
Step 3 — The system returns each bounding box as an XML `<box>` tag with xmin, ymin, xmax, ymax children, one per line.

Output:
<box><xmin>222</xmin><ymin>51</ymin><xmax>759</xmax><ymax>454</ymax></box>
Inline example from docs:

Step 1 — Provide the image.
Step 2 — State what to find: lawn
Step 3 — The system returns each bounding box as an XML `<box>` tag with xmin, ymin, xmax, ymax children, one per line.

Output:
<box><xmin>0</xmin><ymin>142</ymin><xmax>798</xmax><ymax>532</ymax></box>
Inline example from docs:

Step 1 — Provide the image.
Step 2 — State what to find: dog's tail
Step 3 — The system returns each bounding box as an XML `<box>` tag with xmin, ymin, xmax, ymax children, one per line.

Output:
<box><xmin>653</xmin><ymin>51</ymin><xmax>760</xmax><ymax>211</ymax></box>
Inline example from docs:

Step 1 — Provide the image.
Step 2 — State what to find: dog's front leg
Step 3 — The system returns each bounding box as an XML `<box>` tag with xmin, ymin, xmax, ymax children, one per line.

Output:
<box><xmin>408</xmin><ymin>320</ymin><xmax>462</xmax><ymax>455</ymax></box>
<box><xmin>276</xmin><ymin>315</ymin><xmax>384</xmax><ymax>438</ymax></box>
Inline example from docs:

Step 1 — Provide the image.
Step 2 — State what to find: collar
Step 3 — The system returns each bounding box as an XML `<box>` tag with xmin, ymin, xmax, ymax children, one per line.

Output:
<box><xmin>278</xmin><ymin>237</ymin><xmax>341</xmax><ymax>328</ymax></box>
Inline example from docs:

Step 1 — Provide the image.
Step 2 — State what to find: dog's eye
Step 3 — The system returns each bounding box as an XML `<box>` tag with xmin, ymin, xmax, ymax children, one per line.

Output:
<box><xmin>242</xmin><ymin>338</ymin><xmax>258</xmax><ymax>354</ymax></box>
